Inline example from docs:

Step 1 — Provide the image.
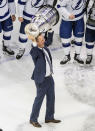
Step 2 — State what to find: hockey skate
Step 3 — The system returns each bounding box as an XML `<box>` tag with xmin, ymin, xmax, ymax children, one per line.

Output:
<box><xmin>2</xmin><ymin>41</ymin><xmax>15</xmax><ymax>55</ymax></box>
<box><xmin>86</xmin><ymin>55</ymin><xmax>92</xmax><ymax>64</ymax></box>
<box><xmin>16</xmin><ymin>48</ymin><xmax>25</xmax><ymax>59</ymax></box>
<box><xmin>74</xmin><ymin>54</ymin><xmax>84</xmax><ymax>64</ymax></box>
<box><xmin>60</xmin><ymin>54</ymin><xmax>71</xmax><ymax>65</ymax></box>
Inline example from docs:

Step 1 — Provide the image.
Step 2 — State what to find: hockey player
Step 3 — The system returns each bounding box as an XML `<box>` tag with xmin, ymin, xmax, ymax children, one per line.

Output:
<box><xmin>0</xmin><ymin>0</ymin><xmax>16</xmax><ymax>55</ymax></box>
<box><xmin>16</xmin><ymin>0</ymin><xmax>57</xmax><ymax>60</ymax></box>
<box><xmin>85</xmin><ymin>0</ymin><xmax>95</xmax><ymax>64</ymax></box>
<box><xmin>57</xmin><ymin>0</ymin><xmax>86</xmax><ymax>65</ymax></box>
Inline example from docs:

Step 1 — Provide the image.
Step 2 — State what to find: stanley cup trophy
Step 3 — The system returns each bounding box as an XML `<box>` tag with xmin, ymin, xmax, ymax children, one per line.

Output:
<box><xmin>25</xmin><ymin>5</ymin><xmax>59</xmax><ymax>38</ymax></box>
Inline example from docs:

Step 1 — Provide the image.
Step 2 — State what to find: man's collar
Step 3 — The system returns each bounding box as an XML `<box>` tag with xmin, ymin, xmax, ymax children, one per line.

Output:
<box><xmin>38</xmin><ymin>47</ymin><xmax>43</xmax><ymax>50</ymax></box>
<box><xmin>38</xmin><ymin>46</ymin><xmax>45</xmax><ymax>50</ymax></box>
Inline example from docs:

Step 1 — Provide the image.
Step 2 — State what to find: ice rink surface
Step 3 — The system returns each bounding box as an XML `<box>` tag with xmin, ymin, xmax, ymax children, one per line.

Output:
<box><xmin>1</xmin><ymin>4</ymin><xmax>95</xmax><ymax>131</ymax></box>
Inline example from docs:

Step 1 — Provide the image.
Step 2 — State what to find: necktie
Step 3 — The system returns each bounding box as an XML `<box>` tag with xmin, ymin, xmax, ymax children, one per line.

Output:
<box><xmin>42</xmin><ymin>48</ymin><xmax>53</xmax><ymax>74</ymax></box>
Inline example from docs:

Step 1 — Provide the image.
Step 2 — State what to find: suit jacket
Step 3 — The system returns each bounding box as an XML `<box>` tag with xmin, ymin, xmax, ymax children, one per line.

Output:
<box><xmin>30</xmin><ymin>46</ymin><xmax>52</xmax><ymax>84</ymax></box>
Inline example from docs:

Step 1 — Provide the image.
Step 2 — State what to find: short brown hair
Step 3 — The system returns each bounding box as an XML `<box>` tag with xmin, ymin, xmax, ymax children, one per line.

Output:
<box><xmin>35</xmin><ymin>33</ymin><xmax>43</xmax><ymax>42</ymax></box>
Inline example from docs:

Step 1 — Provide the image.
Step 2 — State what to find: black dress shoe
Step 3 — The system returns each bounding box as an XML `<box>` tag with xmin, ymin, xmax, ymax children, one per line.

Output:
<box><xmin>30</xmin><ymin>120</ymin><xmax>42</xmax><ymax>128</ymax></box>
<box><xmin>45</xmin><ymin>119</ymin><xmax>61</xmax><ymax>123</ymax></box>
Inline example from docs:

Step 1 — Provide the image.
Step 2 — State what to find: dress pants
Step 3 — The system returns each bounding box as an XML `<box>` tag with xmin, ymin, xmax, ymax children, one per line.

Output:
<box><xmin>30</xmin><ymin>75</ymin><xmax>55</xmax><ymax>122</ymax></box>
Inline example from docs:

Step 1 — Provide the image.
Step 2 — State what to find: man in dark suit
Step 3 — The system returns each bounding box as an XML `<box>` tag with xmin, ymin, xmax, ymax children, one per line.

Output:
<box><xmin>29</xmin><ymin>33</ymin><xmax>61</xmax><ymax>128</ymax></box>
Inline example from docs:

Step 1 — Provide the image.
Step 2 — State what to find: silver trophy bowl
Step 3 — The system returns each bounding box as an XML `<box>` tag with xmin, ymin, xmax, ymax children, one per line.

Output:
<box><xmin>25</xmin><ymin>5</ymin><xmax>59</xmax><ymax>37</ymax></box>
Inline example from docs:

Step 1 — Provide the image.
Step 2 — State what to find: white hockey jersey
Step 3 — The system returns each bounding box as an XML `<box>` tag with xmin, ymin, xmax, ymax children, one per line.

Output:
<box><xmin>0</xmin><ymin>0</ymin><xmax>16</xmax><ymax>22</ymax></box>
<box><xmin>18</xmin><ymin>0</ymin><xmax>55</xmax><ymax>20</ymax></box>
<box><xmin>56</xmin><ymin>0</ymin><xmax>86</xmax><ymax>21</ymax></box>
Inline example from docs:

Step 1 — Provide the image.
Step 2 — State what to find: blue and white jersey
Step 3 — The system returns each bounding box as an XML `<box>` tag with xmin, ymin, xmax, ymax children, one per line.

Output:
<box><xmin>0</xmin><ymin>0</ymin><xmax>16</xmax><ymax>21</ymax></box>
<box><xmin>56</xmin><ymin>0</ymin><xmax>86</xmax><ymax>21</ymax></box>
<box><xmin>86</xmin><ymin>0</ymin><xmax>95</xmax><ymax>30</ymax></box>
<box><xmin>18</xmin><ymin>0</ymin><xmax>55</xmax><ymax>20</ymax></box>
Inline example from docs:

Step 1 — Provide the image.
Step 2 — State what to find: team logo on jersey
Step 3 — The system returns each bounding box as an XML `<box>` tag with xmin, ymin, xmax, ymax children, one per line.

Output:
<box><xmin>71</xmin><ymin>0</ymin><xmax>85</xmax><ymax>10</ymax></box>
<box><xmin>0</xmin><ymin>0</ymin><xmax>7</xmax><ymax>8</ymax></box>
<box><xmin>0</xmin><ymin>0</ymin><xmax>3</xmax><ymax>5</ymax></box>
<box><xmin>31</xmin><ymin>0</ymin><xmax>44</xmax><ymax>8</ymax></box>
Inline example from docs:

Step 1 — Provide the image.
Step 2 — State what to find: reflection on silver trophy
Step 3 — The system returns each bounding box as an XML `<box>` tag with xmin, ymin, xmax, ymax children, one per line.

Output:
<box><xmin>25</xmin><ymin>5</ymin><xmax>59</xmax><ymax>37</ymax></box>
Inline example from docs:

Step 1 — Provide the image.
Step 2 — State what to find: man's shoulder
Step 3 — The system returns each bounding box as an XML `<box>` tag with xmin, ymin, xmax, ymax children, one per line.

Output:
<box><xmin>30</xmin><ymin>46</ymin><xmax>44</xmax><ymax>55</ymax></box>
<box><xmin>31</xmin><ymin>46</ymin><xmax>38</xmax><ymax>51</ymax></box>
<box><xmin>30</xmin><ymin>46</ymin><xmax>50</xmax><ymax>52</ymax></box>
<box><xmin>30</xmin><ymin>47</ymin><xmax>38</xmax><ymax>54</ymax></box>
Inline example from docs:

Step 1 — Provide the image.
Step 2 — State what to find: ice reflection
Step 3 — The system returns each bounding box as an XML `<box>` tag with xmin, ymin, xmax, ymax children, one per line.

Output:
<box><xmin>64</xmin><ymin>65</ymin><xmax>95</xmax><ymax>106</ymax></box>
